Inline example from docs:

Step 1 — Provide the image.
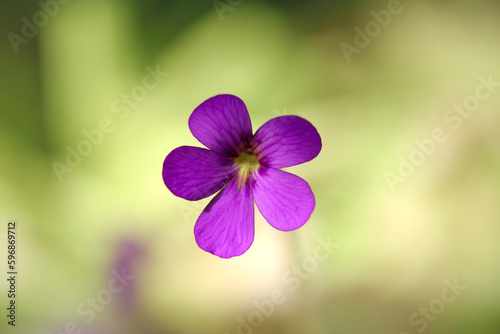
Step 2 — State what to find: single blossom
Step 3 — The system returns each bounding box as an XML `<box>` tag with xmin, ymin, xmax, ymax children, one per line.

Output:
<box><xmin>162</xmin><ymin>94</ymin><xmax>321</xmax><ymax>258</ymax></box>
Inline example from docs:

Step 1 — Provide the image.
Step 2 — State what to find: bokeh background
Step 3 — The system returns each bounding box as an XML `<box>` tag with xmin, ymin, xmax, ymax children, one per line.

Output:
<box><xmin>1</xmin><ymin>0</ymin><xmax>500</xmax><ymax>333</ymax></box>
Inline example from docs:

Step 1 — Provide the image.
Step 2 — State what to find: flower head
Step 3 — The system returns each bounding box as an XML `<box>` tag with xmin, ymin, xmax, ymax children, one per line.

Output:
<box><xmin>162</xmin><ymin>95</ymin><xmax>322</xmax><ymax>258</ymax></box>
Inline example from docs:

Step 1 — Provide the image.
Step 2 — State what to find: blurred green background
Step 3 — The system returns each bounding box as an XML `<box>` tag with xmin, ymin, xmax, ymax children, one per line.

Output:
<box><xmin>1</xmin><ymin>0</ymin><xmax>500</xmax><ymax>333</ymax></box>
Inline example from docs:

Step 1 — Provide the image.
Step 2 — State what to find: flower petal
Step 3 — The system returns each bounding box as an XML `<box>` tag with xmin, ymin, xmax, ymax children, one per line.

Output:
<box><xmin>189</xmin><ymin>94</ymin><xmax>253</xmax><ymax>156</ymax></box>
<box><xmin>252</xmin><ymin>115</ymin><xmax>322</xmax><ymax>168</ymax></box>
<box><xmin>194</xmin><ymin>179</ymin><xmax>254</xmax><ymax>258</ymax></box>
<box><xmin>163</xmin><ymin>146</ymin><xmax>235</xmax><ymax>201</ymax></box>
<box><xmin>253</xmin><ymin>168</ymin><xmax>315</xmax><ymax>231</ymax></box>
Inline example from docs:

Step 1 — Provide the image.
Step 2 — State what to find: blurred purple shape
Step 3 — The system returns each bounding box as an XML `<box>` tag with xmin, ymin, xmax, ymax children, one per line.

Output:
<box><xmin>111</xmin><ymin>239</ymin><xmax>144</xmax><ymax>316</ymax></box>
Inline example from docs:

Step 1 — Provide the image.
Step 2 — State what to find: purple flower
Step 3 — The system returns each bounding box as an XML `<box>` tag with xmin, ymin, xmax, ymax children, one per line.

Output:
<box><xmin>162</xmin><ymin>95</ymin><xmax>322</xmax><ymax>258</ymax></box>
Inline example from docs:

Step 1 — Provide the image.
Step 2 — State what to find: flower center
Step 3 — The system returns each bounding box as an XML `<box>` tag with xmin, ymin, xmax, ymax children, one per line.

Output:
<box><xmin>234</xmin><ymin>152</ymin><xmax>260</xmax><ymax>189</ymax></box>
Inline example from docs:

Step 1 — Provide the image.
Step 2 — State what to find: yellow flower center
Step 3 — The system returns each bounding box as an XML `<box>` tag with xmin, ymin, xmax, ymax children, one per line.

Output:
<box><xmin>234</xmin><ymin>152</ymin><xmax>260</xmax><ymax>189</ymax></box>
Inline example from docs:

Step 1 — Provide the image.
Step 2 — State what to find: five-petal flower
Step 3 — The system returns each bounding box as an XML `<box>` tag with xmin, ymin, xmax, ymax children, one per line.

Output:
<box><xmin>162</xmin><ymin>95</ymin><xmax>322</xmax><ymax>258</ymax></box>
